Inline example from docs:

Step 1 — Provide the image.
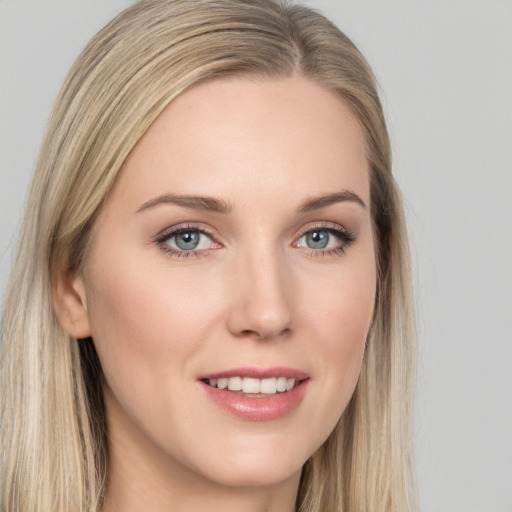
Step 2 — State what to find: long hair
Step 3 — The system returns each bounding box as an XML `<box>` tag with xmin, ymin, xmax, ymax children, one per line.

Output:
<box><xmin>0</xmin><ymin>1</ymin><xmax>418</xmax><ymax>510</ymax></box>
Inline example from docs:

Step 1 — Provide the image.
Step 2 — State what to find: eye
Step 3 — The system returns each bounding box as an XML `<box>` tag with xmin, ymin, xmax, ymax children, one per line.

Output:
<box><xmin>302</xmin><ymin>230</ymin><xmax>333</xmax><ymax>250</ymax></box>
<box><xmin>156</xmin><ymin>225</ymin><xmax>220</xmax><ymax>257</ymax></box>
<box><xmin>171</xmin><ymin>231</ymin><xmax>205</xmax><ymax>251</ymax></box>
<box><xmin>293</xmin><ymin>225</ymin><xmax>355</xmax><ymax>254</ymax></box>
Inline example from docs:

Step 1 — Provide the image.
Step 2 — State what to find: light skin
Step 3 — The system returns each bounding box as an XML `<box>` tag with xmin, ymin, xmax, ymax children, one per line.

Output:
<box><xmin>56</xmin><ymin>75</ymin><xmax>376</xmax><ymax>512</ymax></box>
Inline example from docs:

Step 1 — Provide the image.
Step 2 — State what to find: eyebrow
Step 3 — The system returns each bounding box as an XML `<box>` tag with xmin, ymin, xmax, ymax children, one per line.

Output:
<box><xmin>298</xmin><ymin>191</ymin><xmax>367</xmax><ymax>212</ymax></box>
<box><xmin>136</xmin><ymin>194</ymin><xmax>232</xmax><ymax>214</ymax></box>
<box><xmin>136</xmin><ymin>190</ymin><xmax>366</xmax><ymax>215</ymax></box>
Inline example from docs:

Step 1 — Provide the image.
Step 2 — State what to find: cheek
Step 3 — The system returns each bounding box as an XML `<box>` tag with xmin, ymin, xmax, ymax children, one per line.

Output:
<box><xmin>304</xmin><ymin>254</ymin><xmax>376</xmax><ymax>424</ymax></box>
<box><xmin>317</xmin><ymin>292</ymin><xmax>372</xmax><ymax>381</ymax></box>
<box><xmin>84</xmin><ymin>257</ymin><xmax>211</xmax><ymax>407</ymax></box>
<box><xmin>309</xmin><ymin>246</ymin><xmax>376</xmax><ymax>347</ymax></box>
<box><xmin>88</xmin><ymin>252</ymin><xmax>211</xmax><ymax>346</ymax></box>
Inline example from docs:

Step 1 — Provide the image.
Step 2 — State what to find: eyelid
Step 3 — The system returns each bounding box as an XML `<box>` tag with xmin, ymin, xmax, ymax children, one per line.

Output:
<box><xmin>294</xmin><ymin>221</ymin><xmax>354</xmax><ymax>241</ymax></box>
<box><xmin>292</xmin><ymin>221</ymin><xmax>357</xmax><ymax>254</ymax></box>
<box><xmin>154</xmin><ymin>222</ymin><xmax>221</xmax><ymax>258</ymax></box>
<box><xmin>155</xmin><ymin>222</ymin><xmax>217</xmax><ymax>240</ymax></box>
<box><xmin>295</xmin><ymin>221</ymin><xmax>346</xmax><ymax>236</ymax></box>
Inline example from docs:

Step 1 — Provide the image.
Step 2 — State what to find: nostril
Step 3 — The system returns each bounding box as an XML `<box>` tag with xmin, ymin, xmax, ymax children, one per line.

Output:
<box><xmin>240</xmin><ymin>326</ymin><xmax>291</xmax><ymax>341</ymax></box>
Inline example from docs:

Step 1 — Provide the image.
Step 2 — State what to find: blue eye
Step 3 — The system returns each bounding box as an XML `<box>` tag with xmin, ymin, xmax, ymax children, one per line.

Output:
<box><xmin>174</xmin><ymin>231</ymin><xmax>201</xmax><ymax>250</ymax></box>
<box><xmin>158</xmin><ymin>227</ymin><xmax>218</xmax><ymax>255</ymax></box>
<box><xmin>295</xmin><ymin>226</ymin><xmax>355</xmax><ymax>254</ymax></box>
<box><xmin>305</xmin><ymin>230</ymin><xmax>330</xmax><ymax>249</ymax></box>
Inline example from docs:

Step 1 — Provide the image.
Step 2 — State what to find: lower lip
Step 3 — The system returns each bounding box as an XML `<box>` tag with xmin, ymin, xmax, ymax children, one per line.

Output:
<box><xmin>199</xmin><ymin>380</ymin><xmax>309</xmax><ymax>421</ymax></box>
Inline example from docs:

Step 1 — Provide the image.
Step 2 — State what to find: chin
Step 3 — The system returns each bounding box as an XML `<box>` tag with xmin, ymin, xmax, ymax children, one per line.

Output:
<box><xmin>180</xmin><ymin>430</ymin><xmax>320</xmax><ymax>489</ymax></box>
<box><xmin>198</xmin><ymin>457</ymin><xmax>303</xmax><ymax>489</ymax></box>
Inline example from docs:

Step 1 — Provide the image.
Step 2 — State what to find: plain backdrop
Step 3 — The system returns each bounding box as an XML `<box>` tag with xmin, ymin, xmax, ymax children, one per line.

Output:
<box><xmin>1</xmin><ymin>1</ymin><xmax>511</xmax><ymax>510</ymax></box>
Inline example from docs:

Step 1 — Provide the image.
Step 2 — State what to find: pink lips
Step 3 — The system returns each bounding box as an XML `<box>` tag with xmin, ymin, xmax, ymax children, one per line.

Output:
<box><xmin>200</xmin><ymin>366</ymin><xmax>309</xmax><ymax>381</ymax></box>
<box><xmin>198</xmin><ymin>367</ymin><xmax>310</xmax><ymax>421</ymax></box>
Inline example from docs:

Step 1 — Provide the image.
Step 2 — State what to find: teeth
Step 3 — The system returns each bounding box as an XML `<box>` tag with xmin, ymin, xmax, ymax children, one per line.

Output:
<box><xmin>276</xmin><ymin>376</ymin><xmax>287</xmax><ymax>392</ymax></box>
<box><xmin>208</xmin><ymin>376</ymin><xmax>298</xmax><ymax>394</ymax></box>
<box><xmin>260</xmin><ymin>378</ymin><xmax>277</xmax><ymax>394</ymax></box>
<box><xmin>227</xmin><ymin>376</ymin><xmax>242</xmax><ymax>391</ymax></box>
<box><xmin>242</xmin><ymin>377</ymin><xmax>260</xmax><ymax>393</ymax></box>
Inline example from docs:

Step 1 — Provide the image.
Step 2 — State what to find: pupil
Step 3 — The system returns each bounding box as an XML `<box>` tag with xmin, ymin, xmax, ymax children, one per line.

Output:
<box><xmin>306</xmin><ymin>230</ymin><xmax>329</xmax><ymax>249</ymax></box>
<box><xmin>176</xmin><ymin>231</ymin><xmax>200</xmax><ymax>250</ymax></box>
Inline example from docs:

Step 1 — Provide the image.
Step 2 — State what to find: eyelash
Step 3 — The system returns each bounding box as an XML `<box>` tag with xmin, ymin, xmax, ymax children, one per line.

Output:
<box><xmin>154</xmin><ymin>222</ymin><xmax>356</xmax><ymax>259</ymax></box>
<box><xmin>155</xmin><ymin>223</ymin><xmax>217</xmax><ymax>259</ymax></box>
<box><xmin>295</xmin><ymin>223</ymin><xmax>356</xmax><ymax>257</ymax></box>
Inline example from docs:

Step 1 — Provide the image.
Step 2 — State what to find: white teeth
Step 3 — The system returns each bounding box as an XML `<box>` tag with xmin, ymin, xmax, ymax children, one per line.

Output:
<box><xmin>260</xmin><ymin>377</ymin><xmax>277</xmax><ymax>394</ymax></box>
<box><xmin>242</xmin><ymin>377</ymin><xmax>260</xmax><ymax>394</ymax></box>
<box><xmin>227</xmin><ymin>376</ymin><xmax>242</xmax><ymax>391</ymax></box>
<box><xmin>276</xmin><ymin>376</ymin><xmax>287</xmax><ymax>392</ymax></box>
<box><xmin>208</xmin><ymin>376</ymin><xmax>299</xmax><ymax>394</ymax></box>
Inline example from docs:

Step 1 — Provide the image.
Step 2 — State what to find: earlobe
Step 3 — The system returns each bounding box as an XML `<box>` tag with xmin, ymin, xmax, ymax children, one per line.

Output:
<box><xmin>53</xmin><ymin>270</ymin><xmax>92</xmax><ymax>339</ymax></box>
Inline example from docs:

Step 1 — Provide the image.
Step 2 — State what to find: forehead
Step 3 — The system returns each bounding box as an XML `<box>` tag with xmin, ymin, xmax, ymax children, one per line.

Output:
<box><xmin>111</xmin><ymin>75</ymin><xmax>369</xmax><ymax>210</ymax></box>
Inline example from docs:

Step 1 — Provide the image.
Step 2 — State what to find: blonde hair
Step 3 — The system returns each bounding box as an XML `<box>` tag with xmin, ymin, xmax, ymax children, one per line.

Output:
<box><xmin>1</xmin><ymin>1</ymin><xmax>418</xmax><ymax>510</ymax></box>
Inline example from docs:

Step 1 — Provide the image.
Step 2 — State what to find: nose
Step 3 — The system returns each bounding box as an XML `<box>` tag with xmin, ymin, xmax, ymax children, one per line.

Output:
<box><xmin>226</xmin><ymin>248</ymin><xmax>294</xmax><ymax>341</ymax></box>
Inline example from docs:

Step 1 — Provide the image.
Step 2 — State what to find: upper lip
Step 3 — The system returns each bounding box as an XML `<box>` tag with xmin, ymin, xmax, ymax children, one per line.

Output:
<box><xmin>199</xmin><ymin>366</ymin><xmax>309</xmax><ymax>380</ymax></box>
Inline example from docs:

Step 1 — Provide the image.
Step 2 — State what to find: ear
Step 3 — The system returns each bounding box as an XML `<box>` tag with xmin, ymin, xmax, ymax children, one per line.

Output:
<box><xmin>53</xmin><ymin>270</ymin><xmax>92</xmax><ymax>339</ymax></box>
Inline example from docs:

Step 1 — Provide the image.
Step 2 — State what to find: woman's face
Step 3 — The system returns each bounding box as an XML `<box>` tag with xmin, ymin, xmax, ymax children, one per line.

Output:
<box><xmin>75</xmin><ymin>76</ymin><xmax>376</xmax><ymax>490</ymax></box>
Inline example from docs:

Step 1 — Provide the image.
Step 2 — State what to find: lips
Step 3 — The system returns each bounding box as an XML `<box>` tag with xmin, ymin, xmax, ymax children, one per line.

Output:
<box><xmin>198</xmin><ymin>367</ymin><xmax>310</xmax><ymax>421</ymax></box>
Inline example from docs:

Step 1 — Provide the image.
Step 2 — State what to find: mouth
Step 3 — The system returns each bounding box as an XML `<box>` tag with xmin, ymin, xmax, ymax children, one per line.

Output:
<box><xmin>201</xmin><ymin>376</ymin><xmax>303</xmax><ymax>396</ymax></box>
<box><xmin>198</xmin><ymin>368</ymin><xmax>310</xmax><ymax>421</ymax></box>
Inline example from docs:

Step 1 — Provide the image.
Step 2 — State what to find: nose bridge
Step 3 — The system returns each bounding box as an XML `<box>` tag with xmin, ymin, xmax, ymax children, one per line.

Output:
<box><xmin>227</xmin><ymin>240</ymin><xmax>293</xmax><ymax>340</ymax></box>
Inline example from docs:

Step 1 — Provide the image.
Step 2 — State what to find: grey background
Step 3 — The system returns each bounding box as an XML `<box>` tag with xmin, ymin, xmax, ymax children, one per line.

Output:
<box><xmin>1</xmin><ymin>1</ymin><xmax>511</xmax><ymax>510</ymax></box>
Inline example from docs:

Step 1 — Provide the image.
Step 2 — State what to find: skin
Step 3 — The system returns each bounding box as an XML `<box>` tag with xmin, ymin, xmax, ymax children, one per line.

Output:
<box><xmin>56</xmin><ymin>75</ymin><xmax>376</xmax><ymax>512</ymax></box>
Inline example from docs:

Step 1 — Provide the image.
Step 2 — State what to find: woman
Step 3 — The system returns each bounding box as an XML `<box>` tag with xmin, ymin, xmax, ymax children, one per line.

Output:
<box><xmin>0</xmin><ymin>0</ymin><xmax>418</xmax><ymax>511</ymax></box>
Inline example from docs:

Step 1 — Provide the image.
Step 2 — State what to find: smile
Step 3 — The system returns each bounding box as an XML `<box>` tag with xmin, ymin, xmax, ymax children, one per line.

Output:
<box><xmin>199</xmin><ymin>368</ymin><xmax>310</xmax><ymax>421</ymax></box>
<box><xmin>203</xmin><ymin>376</ymin><xmax>299</xmax><ymax>395</ymax></box>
